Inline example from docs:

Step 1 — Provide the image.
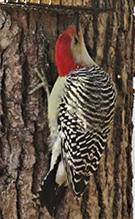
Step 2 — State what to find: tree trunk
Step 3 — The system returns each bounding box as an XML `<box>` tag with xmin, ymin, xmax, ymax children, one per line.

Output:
<box><xmin>0</xmin><ymin>1</ymin><xmax>134</xmax><ymax>218</ymax></box>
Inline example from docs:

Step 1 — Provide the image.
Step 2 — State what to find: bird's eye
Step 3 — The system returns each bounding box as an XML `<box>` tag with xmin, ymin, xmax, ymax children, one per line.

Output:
<box><xmin>74</xmin><ymin>37</ymin><xmax>78</xmax><ymax>45</ymax></box>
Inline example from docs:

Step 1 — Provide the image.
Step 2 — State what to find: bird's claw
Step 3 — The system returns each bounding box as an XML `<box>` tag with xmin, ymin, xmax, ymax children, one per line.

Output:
<box><xmin>29</xmin><ymin>69</ymin><xmax>50</xmax><ymax>100</ymax></box>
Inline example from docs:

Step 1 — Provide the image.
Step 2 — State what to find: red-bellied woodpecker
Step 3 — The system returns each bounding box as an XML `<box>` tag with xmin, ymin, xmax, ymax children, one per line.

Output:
<box><xmin>39</xmin><ymin>16</ymin><xmax>116</xmax><ymax>216</ymax></box>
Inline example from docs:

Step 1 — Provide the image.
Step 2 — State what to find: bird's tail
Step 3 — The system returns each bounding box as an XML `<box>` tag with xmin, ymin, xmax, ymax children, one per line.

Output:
<box><xmin>38</xmin><ymin>158</ymin><xmax>67</xmax><ymax>216</ymax></box>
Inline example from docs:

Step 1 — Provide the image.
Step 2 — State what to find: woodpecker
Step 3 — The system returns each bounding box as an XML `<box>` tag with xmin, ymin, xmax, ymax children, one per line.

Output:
<box><xmin>39</xmin><ymin>15</ymin><xmax>116</xmax><ymax>216</ymax></box>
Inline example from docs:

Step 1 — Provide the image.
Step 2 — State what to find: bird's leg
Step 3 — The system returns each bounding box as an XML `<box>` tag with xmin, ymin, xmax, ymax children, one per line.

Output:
<box><xmin>29</xmin><ymin>69</ymin><xmax>50</xmax><ymax>100</ymax></box>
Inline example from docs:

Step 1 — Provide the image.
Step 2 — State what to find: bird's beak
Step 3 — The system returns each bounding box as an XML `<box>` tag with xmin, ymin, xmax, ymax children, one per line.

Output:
<box><xmin>72</xmin><ymin>12</ymin><xmax>79</xmax><ymax>36</ymax></box>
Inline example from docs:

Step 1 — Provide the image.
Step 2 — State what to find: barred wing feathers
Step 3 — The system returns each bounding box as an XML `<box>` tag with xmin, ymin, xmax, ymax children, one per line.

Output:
<box><xmin>58</xmin><ymin>65</ymin><xmax>116</xmax><ymax>197</ymax></box>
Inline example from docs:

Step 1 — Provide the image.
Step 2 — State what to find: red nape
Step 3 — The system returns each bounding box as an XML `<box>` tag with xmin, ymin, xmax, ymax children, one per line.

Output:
<box><xmin>55</xmin><ymin>30</ymin><xmax>79</xmax><ymax>77</ymax></box>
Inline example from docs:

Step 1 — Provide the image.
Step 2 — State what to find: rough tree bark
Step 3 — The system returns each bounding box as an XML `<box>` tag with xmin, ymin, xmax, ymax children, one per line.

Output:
<box><xmin>0</xmin><ymin>0</ymin><xmax>134</xmax><ymax>218</ymax></box>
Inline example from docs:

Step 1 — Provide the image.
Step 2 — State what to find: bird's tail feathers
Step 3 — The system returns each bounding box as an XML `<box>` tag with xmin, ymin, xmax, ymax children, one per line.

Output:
<box><xmin>38</xmin><ymin>156</ymin><xmax>67</xmax><ymax>216</ymax></box>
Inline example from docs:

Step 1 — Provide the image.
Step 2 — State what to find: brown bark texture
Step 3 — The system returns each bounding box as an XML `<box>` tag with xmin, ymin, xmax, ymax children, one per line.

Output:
<box><xmin>0</xmin><ymin>0</ymin><xmax>134</xmax><ymax>218</ymax></box>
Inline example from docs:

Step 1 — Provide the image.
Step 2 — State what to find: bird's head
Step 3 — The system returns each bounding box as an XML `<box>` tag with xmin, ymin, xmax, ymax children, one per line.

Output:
<box><xmin>55</xmin><ymin>19</ymin><xmax>95</xmax><ymax>77</ymax></box>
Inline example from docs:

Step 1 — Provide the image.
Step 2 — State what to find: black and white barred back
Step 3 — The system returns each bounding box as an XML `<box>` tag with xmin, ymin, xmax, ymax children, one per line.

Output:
<box><xmin>58</xmin><ymin>65</ymin><xmax>116</xmax><ymax>197</ymax></box>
